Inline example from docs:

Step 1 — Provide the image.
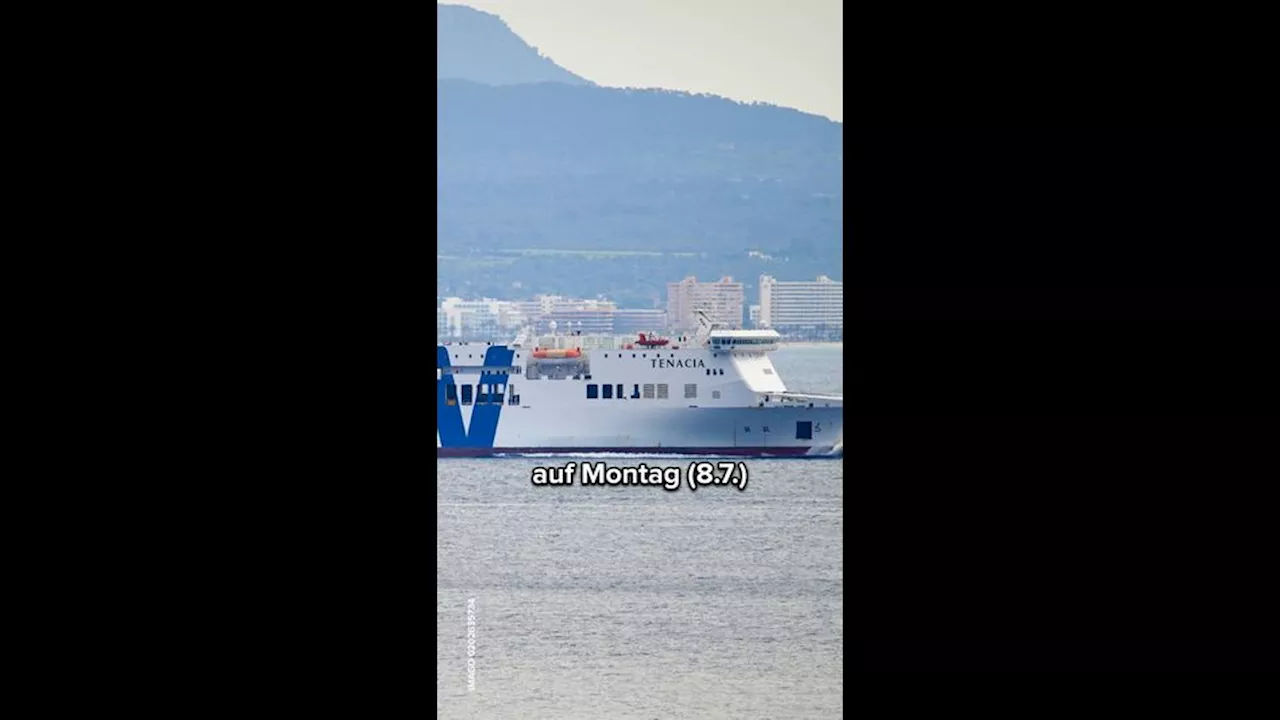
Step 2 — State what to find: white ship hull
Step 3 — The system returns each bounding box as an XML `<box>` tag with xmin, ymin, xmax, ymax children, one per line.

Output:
<box><xmin>436</xmin><ymin>328</ymin><xmax>842</xmax><ymax>458</ymax></box>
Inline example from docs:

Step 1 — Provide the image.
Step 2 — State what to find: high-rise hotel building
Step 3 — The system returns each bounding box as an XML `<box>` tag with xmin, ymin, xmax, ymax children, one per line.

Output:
<box><xmin>666</xmin><ymin>276</ymin><xmax>745</xmax><ymax>331</ymax></box>
<box><xmin>758</xmin><ymin>275</ymin><xmax>843</xmax><ymax>340</ymax></box>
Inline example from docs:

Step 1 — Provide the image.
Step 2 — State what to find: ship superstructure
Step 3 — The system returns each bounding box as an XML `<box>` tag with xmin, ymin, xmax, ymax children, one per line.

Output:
<box><xmin>437</xmin><ymin>311</ymin><xmax>843</xmax><ymax>457</ymax></box>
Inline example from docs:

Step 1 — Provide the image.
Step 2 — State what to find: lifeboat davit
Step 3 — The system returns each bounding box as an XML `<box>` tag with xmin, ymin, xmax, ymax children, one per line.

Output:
<box><xmin>532</xmin><ymin>348</ymin><xmax>583</xmax><ymax>360</ymax></box>
<box><xmin>636</xmin><ymin>333</ymin><xmax>670</xmax><ymax>347</ymax></box>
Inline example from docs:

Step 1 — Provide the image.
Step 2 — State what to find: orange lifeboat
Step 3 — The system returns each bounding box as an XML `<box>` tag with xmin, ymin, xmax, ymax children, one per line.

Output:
<box><xmin>532</xmin><ymin>348</ymin><xmax>582</xmax><ymax>359</ymax></box>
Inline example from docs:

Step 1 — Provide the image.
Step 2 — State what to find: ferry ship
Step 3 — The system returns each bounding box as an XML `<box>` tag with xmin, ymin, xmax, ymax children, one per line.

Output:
<box><xmin>436</xmin><ymin>311</ymin><xmax>843</xmax><ymax>457</ymax></box>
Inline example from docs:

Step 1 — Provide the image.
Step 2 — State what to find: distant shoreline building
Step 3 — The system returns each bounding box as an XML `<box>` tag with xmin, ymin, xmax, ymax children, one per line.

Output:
<box><xmin>436</xmin><ymin>281</ymin><xmax>754</xmax><ymax>341</ymax></box>
<box><xmin>439</xmin><ymin>295</ymin><xmax>648</xmax><ymax>340</ymax></box>
<box><xmin>437</xmin><ymin>304</ymin><xmax>450</xmax><ymax>337</ymax></box>
<box><xmin>758</xmin><ymin>275</ymin><xmax>842</xmax><ymax>341</ymax></box>
<box><xmin>666</xmin><ymin>276</ymin><xmax>744</xmax><ymax>331</ymax></box>
<box><xmin>439</xmin><ymin>298</ymin><xmax>508</xmax><ymax>340</ymax></box>
<box><xmin>613</xmin><ymin>308</ymin><xmax>668</xmax><ymax>336</ymax></box>
<box><xmin>537</xmin><ymin>297</ymin><xmax>617</xmax><ymax>335</ymax></box>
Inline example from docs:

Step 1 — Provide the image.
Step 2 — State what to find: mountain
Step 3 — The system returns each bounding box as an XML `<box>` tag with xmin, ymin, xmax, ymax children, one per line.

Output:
<box><xmin>435</xmin><ymin>9</ymin><xmax>842</xmax><ymax>307</ymax></box>
<box><xmin>437</xmin><ymin>4</ymin><xmax>591</xmax><ymax>86</ymax></box>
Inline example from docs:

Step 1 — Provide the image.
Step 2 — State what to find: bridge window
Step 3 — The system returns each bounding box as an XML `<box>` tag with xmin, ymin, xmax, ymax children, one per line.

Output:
<box><xmin>461</xmin><ymin>385</ymin><xmax>473</xmax><ymax>405</ymax></box>
<box><xmin>643</xmin><ymin>384</ymin><xmax>655</xmax><ymax>399</ymax></box>
<box><xmin>657</xmin><ymin>384</ymin><xmax>669</xmax><ymax>399</ymax></box>
<box><xmin>602</xmin><ymin>384</ymin><xmax>613</xmax><ymax>399</ymax></box>
<box><xmin>587</xmin><ymin>384</ymin><xmax>598</xmax><ymax>399</ymax></box>
<box><xmin>446</xmin><ymin>384</ymin><xmax>457</xmax><ymax>406</ymax></box>
<box><xmin>796</xmin><ymin>421</ymin><xmax>813</xmax><ymax>440</ymax></box>
<box><xmin>685</xmin><ymin>383</ymin><xmax>697</xmax><ymax>399</ymax></box>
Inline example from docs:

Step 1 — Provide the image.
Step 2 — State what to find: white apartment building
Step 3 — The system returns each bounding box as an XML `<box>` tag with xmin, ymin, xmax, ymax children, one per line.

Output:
<box><xmin>437</xmin><ymin>306</ymin><xmax>451</xmax><ymax>337</ymax></box>
<box><xmin>438</xmin><ymin>298</ymin><xmax>531</xmax><ymax>339</ymax></box>
<box><xmin>758</xmin><ymin>275</ymin><xmax>843</xmax><ymax>340</ymax></box>
<box><xmin>666</xmin><ymin>276</ymin><xmax>745</xmax><ymax>331</ymax></box>
<box><xmin>514</xmin><ymin>295</ymin><xmax>618</xmax><ymax>335</ymax></box>
<box><xmin>613</xmin><ymin>308</ymin><xmax>668</xmax><ymax>336</ymax></box>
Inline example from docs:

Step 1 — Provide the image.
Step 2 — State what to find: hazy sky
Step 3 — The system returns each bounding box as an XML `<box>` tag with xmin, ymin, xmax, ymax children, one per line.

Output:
<box><xmin>440</xmin><ymin>0</ymin><xmax>843</xmax><ymax>122</ymax></box>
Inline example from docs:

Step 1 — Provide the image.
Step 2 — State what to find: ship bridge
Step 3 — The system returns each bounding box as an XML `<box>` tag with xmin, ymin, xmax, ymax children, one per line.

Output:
<box><xmin>707</xmin><ymin>329</ymin><xmax>781</xmax><ymax>352</ymax></box>
<box><xmin>691</xmin><ymin>309</ymin><xmax>781</xmax><ymax>353</ymax></box>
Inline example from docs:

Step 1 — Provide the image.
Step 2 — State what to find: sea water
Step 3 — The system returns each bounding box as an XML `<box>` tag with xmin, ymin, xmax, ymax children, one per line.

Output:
<box><xmin>437</xmin><ymin>345</ymin><xmax>844</xmax><ymax>719</ymax></box>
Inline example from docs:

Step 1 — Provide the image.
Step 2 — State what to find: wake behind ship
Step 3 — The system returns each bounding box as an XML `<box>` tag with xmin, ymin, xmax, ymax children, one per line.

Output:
<box><xmin>436</xmin><ymin>311</ymin><xmax>843</xmax><ymax>457</ymax></box>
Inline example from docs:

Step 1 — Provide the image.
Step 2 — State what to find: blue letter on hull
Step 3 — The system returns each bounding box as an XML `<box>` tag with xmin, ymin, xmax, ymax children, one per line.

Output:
<box><xmin>437</xmin><ymin>346</ymin><xmax>514</xmax><ymax>448</ymax></box>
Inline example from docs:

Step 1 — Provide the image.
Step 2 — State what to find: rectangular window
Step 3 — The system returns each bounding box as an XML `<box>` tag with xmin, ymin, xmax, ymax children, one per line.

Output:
<box><xmin>477</xmin><ymin>383</ymin><xmax>488</xmax><ymax>404</ymax></box>
<box><xmin>461</xmin><ymin>385</ymin><xmax>473</xmax><ymax>405</ymax></box>
<box><xmin>508</xmin><ymin>384</ymin><xmax>518</xmax><ymax>405</ymax></box>
<box><xmin>684</xmin><ymin>383</ymin><xmax>697</xmax><ymax>399</ymax></box>
<box><xmin>657</xmin><ymin>384</ymin><xmax>669</xmax><ymax>399</ymax></box>
<box><xmin>763</xmin><ymin>368</ymin><xmax>774</xmax><ymax>375</ymax></box>
<box><xmin>796</xmin><ymin>421</ymin><xmax>813</xmax><ymax>440</ymax></box>
<box><xmin>446</xmin><ymin>384</ymin><xmax>457</xmax><ymax>406</ymax></box>
<box><xmin>631</xmin><ymin>384</ymin><xmax>641</xmax><ymax>399</ymax></box>
<box><xmin>617</xmin><ymin>384</ymin><xmax>624</xmax><ymax>400</ymax></box>
<box><xmin>602</xmin><ymin>384</ymin><xmax>613</xmax><ymax>399</ymax></box>
<box><xmin>712</xmin><ymin>390</ymin><xmax>721</xmax><ymax>399</ymax></box>
<box><xmin>587</xmin><ymin>384</ymin><xmax>598</xmax><ymax>399</ymax></box>
<box><xmin>643</xmin><ymin>384</ymin><xmax>655</xmax><ymax>399</ymax></box>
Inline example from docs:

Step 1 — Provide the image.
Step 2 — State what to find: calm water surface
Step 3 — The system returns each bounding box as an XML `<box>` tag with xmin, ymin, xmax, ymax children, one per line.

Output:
<box><xmin>437</xmin><ymin>346</ymin><xmax>843</xmax><ymax>719</ymax></box>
